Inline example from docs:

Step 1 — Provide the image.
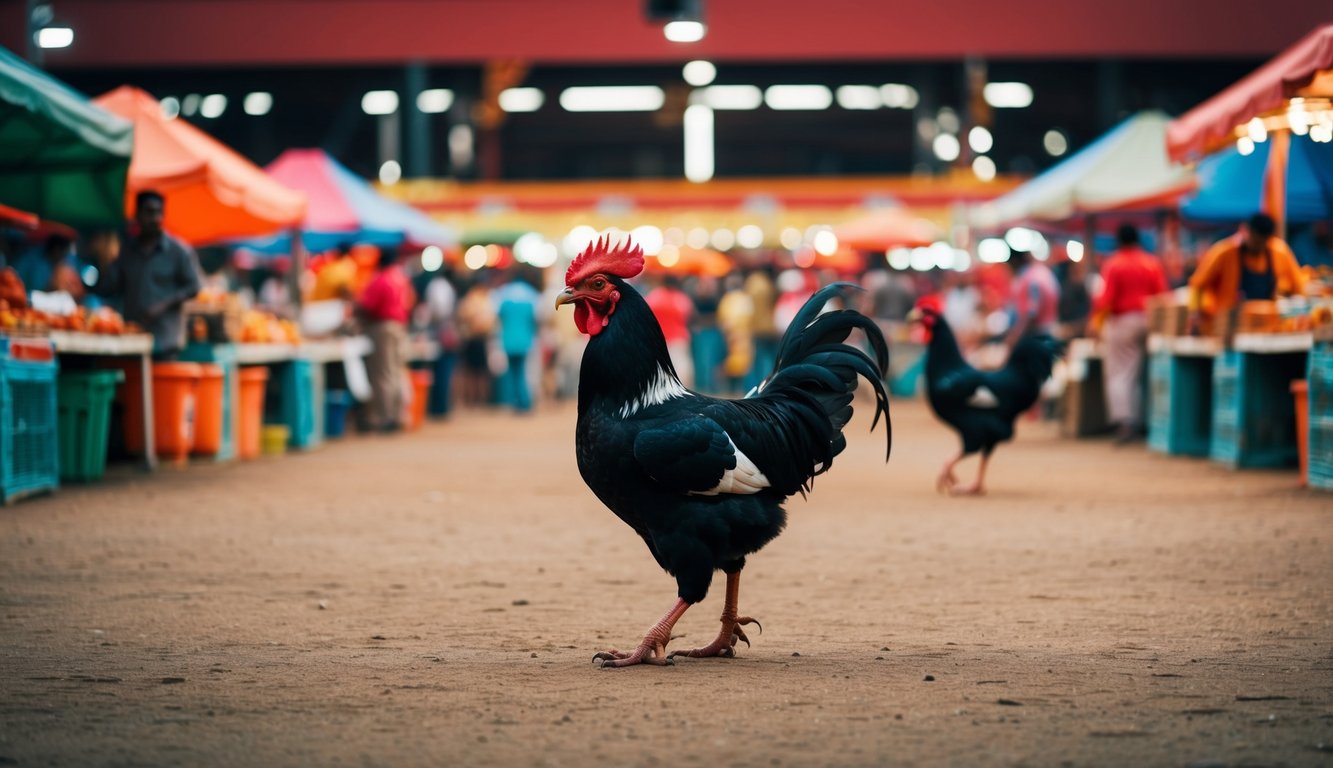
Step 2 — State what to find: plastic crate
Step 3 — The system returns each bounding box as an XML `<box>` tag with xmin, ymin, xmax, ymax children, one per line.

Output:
<box><xmin>1</xmin><ymin>355</ymin><xmax>59</xmax><ymax>503</ymax></box>
<box><xmin>1309</xmin><ymin>415</ymin><xmax>1333</xmax><ymax>491</ymax></box>
<box><xmin>279</xmin><ymin>359</ymin><xmax>321</xmax><ymax>449</ymax></box>
<box><xmin>1148</xmin><ymin>351</ymin><xmax>1213</xmax><ymax>457</ymax></box>
<box><xmin>1309</xmin><ymin>342</ymin><xmax>1333</xmax><ymax>420</ymax></box>
<box><xmin>57</xmin><ymin>370</ymin><xmax>123</xmax><ymax>482</ymax></box>
<box><xmin>1210</xmin><ymin>348</ymin><xmax>1307</xmax><ymax>469</ymax></box>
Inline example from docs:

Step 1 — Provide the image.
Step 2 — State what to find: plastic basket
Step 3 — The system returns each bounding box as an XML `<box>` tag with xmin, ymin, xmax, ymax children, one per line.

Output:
<box><xmin>325</xmin><ymin>389</ymin><xmax>352</xmax><ymax>439</ymax></box>
<box><xmin>1</xmin><ymin>355</ymin><xmax>59</xmax><ymax>503</ymax></box>
<box><xmin>57</xmin><ymin>370</ymin><xmax>123</xmax><ymax>482</ymax></box>
<box><xmin>1309</xmin><ymin>415</ymin><xmax>1333</xmax><ymax>491</ymax></box>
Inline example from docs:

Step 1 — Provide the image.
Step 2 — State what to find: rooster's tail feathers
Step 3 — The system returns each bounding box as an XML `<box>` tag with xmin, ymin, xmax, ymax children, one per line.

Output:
<box><xmin>752</xmin><ymin>283</ymin><xmax>892</xmax><ymax>463</ymax></box>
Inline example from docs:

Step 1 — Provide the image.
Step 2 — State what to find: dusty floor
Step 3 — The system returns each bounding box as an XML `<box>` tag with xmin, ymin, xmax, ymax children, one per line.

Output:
<box><xmin>0</xmin><ymin>399</ymin><xmax>1330</xmax><ymax>767</ymax></box>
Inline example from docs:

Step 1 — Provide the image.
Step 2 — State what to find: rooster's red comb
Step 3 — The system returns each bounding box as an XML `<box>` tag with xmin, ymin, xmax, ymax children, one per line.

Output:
<box><xmin>565</xmin><ymin>235</ymin><xmax>644</xmax><ymax>287</ymax></box>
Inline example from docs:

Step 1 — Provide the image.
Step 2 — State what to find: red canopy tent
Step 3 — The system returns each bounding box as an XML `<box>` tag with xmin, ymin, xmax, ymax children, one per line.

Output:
<box><xmin>95</xmin><ymin>86</ymin><xmax>307</xmax><ymax>245</ymax></box>
<box><xmin>1166</xmin><ymin>24</ymin><xmax>1333</xmax><ymax>162</ymax></box>
<box><xmin>0</xmin><ymin>203</ymin><xmax>38</xmax><ymax>229</ymax></box>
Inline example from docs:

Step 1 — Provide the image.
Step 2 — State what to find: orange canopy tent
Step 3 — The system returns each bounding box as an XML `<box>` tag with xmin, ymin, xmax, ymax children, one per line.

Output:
<box><xmin>832</xmin><ymin>207</ymin><xmax>939</xmax><ymax>251</ymax></box>
<box><xmin>94</xmin><ymin>86</ymin><xmax>306</xmax><ymax>245</ymax></box>
<box><xmin>1166</xmin><ymin>24</ymin><xmax>1333</xmax><ymax>162</ymax></box>
<box><xmin>647</xmin><ymin>245</ymin><xmax>732</xmax><ymax>277</ymax></box>
<box><xmin>0</xmin><ymin>202</ymin><xmax>38</xmax><ymax>229</ymax></box>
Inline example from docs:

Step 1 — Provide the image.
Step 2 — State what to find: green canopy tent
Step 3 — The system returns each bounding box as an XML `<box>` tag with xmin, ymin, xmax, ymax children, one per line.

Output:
<box><xmin>0</xmin><ymin>45</ymin><xmax>133</xmax><ymax>228</ymax></box>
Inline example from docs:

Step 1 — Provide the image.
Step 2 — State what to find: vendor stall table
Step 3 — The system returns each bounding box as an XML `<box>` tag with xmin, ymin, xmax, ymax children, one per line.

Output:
<box><xmin>1147</xmin><ymin>335</ymin><xmax>1222</xmax><ymax>457</ymax></box>
<box><xmin>49</xmin><ymin>332</ymin><xmax>156</xmax><ymax>471</ymax></box>
<box><xmin>234</xmin><ymin>336</ymin><xmax>374</xmax><ymax>450</ymax></box>
<box><xmin>1210</xmin><ymin>332</ymin><xmax>1312</xmax><ymax>469</ymax></box>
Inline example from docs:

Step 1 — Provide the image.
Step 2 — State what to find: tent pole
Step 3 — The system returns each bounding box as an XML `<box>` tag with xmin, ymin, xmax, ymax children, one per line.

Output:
<box><xmin>1262</xmin><ymin>131</ymin><xmax>1290</xmax><ymax>240</ymax></box>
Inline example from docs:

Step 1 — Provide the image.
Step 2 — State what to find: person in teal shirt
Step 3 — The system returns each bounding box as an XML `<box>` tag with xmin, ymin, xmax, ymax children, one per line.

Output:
<box><xmin>492</xmin><ymin>268</ymin><xmax>541</xmax><ymax>413</ymax></box>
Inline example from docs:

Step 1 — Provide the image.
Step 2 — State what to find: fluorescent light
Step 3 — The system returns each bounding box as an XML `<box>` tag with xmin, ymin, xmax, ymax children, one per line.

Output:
<box><xmin>560</xmin><ymin>86</ymin><xmax>665</xmax><ymax>112</ymax></box>
<box><xmin>909</xmin><ymin>247</ymin><xmax>934</xmax><ymax>272</ymax></box>
<box><xmin>499</xmin><ymin>87</ymin><xmax>544</xmax><ymax>113</ymax></box>
<box><xmin>887</xmin><ymin>248</ymin><xmax>911</xmax><ymax>270</ymax></box>
<box><xmin>417</xmin><ymin>89</ymin><xmax>454</xmax><ymax>114</ymax></box>
<box><xmin>1067</xmin><ymin>240</ymin><xmax>1084</xmax><ymax>263</ymax></box>
<box><xmin>630</xmin><ymin>226</ymin><xmax>665</xmax><ymax>256</ymax></box>
<box><xmin>765</xmin><ymin>85</ymin><xmax>833</xmax><ymax>111</ymax></box>
<box><xmin>932</xmin><ymin>133</ymin><xmax>961</xmax><ymax>162</ymax></box>
<box><xmin>880</xmin><ymin>84</ymin><xmax>919</xmax><ymax>109</ymax></box>
<box><xmin>362</xmin><ymin>90</ymin><xmax>399</xmax><ymax>116</ymax></box>
<box><xmin>836</xmin><ymin>85</ymin><xmax>882</xmax><ymax>110</ymax></box>
<box><xmin>686</xmin><ymin>227</ymin><xmax>711</xmax><ymax>250</ymax></box>
<box><xmin>937</xmin><ymin>107</ymin><xmax>960</xmax><ymax>134</ymax></box>
<box><xmin>37</xmin><ymin>27</ymin><xmax>73</xmax><ymax>49</ymax></box>
<box><xmin>968</xmin><ymin>126</ymin><xmax>993</xmax><ymax>154</ymax></box>
<box><xmin>463</xmin><ymin>245</ymin><xmax>488</xmax><ymax>270</ymax></box>
<box><xmin>664</xmin><ymin>20</ymin><xmax>706</xmax><ymax>43</ymax></box>
<box><xmin>736</xmin><ymin>225</ymin><xmax>764</xmax><ymax>249</ymax></box>
<box><xmin>159</xmin><ymin>97</ymin><xmax>180</xmax><ymax>120</ymax></box>
<box><xmin>181</xmin><ymin>94</ymin><xmax>200</xmax><ymax>117</ymax></box>
<box><xmin>200</xmin><ymin>94</ymin><xmax>227</xmax><ymax>119</ymax></box>
<box><xmin>711</xmin><ymin>228</ymin><xmax>736</xmax><ymax>251</ymax></box>
<box><xmin>243</xmin><ymin>92</ymin><xmax>273</xmax><ymax>116</ymax></box>
<box><xmin>1043</xmin><ymin>129</ymin><xmax>1069</xmax><ymax>157</ymax></box>
<box><xmin>682</xmin><ymin>60</ymin><xmax>716</xmax><ymax>87</ymax></box>
<box><xmin>1237</xmin><ymin>137</ymin><xmax>1256</xmax><ymax>156</ymax></box>
<box><xmin>1246</xmin><ymin>117</ymin><xmax>1267</xmax><ymax>143</ymax></box>
<box><xmin>812</xmin><ymin>229</ymin><xmax>838</xmax><ymax>256</ymax></box>
<box><xmin>972</xmin><ymin>155</ymin><xmax>997</xmax><ymax>181</ymax></box>
<box><xmin>691</xmin><ymin>85</ymin><xmax>763</xmax><ymax>111</ymax></box>
<box><xmin>379</xmin><ymin>160</ymin><xmax>402</xmax><ymax>186</ymax></box>
<box><xmin>983</xmin><ymin>82</ymin><xmax>1033</xmax><ymax>108</ymax></box>
<box><xmin>978</xmin><ymin>238</ymin><xmax>1011</xmax><ymax>264</ymax></box>
<box><xmin>564</xmin><ymin>225</ymin><xmax>600</xmax><ymax>256</ymax></box>
<box><xmin>684</xmin><ymin>104</ymin><xmax>714</xmax><ymax>183</ymax></box>
<box><xmin>421</xmin><ymin>246</ymin><xmax>444</xmax><ymax>272</ymax></box>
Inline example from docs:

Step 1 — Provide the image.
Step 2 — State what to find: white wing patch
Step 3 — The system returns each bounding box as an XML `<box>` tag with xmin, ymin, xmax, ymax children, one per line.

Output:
<box><xmin>967</xmin><ymin>385</ymin><xmax>1000</xmax><ymax>408</ymax></box>
<box><xmin>692</xmin><ymin>437</ymin><xmax>770</xmax><ymax>496</ymax></box>
<box><xmin>619</xmin><ymin>365</ymin><xmax>690</xmax><ymax>418</ymax></box>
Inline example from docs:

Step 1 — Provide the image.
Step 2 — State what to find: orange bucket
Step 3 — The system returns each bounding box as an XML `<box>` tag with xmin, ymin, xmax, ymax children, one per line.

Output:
<box><xmin>409</xmin><ymin>369</ymin><xmax>433</xmax><ymax>431</ymax></box>
<box><xmin>1293</xmin><ymin>380</ymin><xmax>1309</xmax><ymax>488</ymax></box>
<box><xmin>192</xmin><ymin>364</ymin><xmax>225</xmax><ymax>456</ymax></box>
<box><xmin>152</xmin><ymin>362</ymin><xmax>202</xmax><ymax>463</ymax></box>
<box><xmin>238</xmin><ymin>366</ymin><xmax>269</xmax><ymax>460</ymax></box>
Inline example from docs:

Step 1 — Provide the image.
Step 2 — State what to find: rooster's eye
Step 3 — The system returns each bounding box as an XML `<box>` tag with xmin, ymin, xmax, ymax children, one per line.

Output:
<box><xmin>592</xmin><ymin>278</ymin><xmax>607</xmax><ymax>290</ymax></box>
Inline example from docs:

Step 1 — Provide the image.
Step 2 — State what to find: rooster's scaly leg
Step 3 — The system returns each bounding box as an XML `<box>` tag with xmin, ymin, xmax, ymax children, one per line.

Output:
<box><xmin>594</xmin><ymin>598</ymin><xmax>690</xmax><ymax>668</ymax></box>
<box><xmin>668</xmin><ymin>571</ymin><xmax>761</xmax><ymax>659</ymax></box>
<box><xmin>952</xmin><ymin>451</ymin><xmax>991</xmax><ymax>496</ymax></box>
<box><xmin>936</xmin><ymin>452</ymin><xmax>963</xmax><ymax>494</ymax></box>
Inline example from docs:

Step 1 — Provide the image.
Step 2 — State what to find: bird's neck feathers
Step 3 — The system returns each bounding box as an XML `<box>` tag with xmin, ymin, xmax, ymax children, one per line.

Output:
<box><xmin>924</xmin><ymin>316</ymin><xmax>966</xmax><ymax>372</ymax></box>
<box><xmin>578</xmin><ymin>279</ymin><xmax>689</xmax><ymax>416</ymax></box>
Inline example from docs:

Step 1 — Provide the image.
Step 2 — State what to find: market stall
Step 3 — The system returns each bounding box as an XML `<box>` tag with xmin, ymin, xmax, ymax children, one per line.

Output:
<box><xmin>1146</xmin><ymin>333</ymin><xmax>1221</xmax><ymax>457</ymax></box>
<box><xmin>94</xmin><ymin>86</ymin><xmax>307</xmax><ymax>245</ymax></box>
<box><xmin>0</xmin><ymin>45</ymin><xmax>133</xmax><ymax>228</ymax></box>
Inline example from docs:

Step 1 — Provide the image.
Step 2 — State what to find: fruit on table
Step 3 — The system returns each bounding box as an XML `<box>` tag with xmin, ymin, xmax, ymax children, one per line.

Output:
<box><xmin>239</xmin><ymin>309</ymin><xmax>301</xmax><ymax>344</ymax></box>
<box><xmin>0</xmin><ymin>268</ymin><xmax>28</xmax><ymax>308</ymax></box>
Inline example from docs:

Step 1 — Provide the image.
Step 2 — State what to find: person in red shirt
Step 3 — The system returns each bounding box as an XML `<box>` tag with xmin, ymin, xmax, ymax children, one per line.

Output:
<box><xmin>645</xmin><ymin>276</ymin><xmax>695</xmax><ymax>387</ymax></box>
<box><xmin>358</xmin><ymin>247</ymin><xmax>415</xmax><ymax>432</ymax></box>
<box><xmin>1092</xmin><ymin>224</ymin><xmax>1169</xmax><ymax>442</ymax></box>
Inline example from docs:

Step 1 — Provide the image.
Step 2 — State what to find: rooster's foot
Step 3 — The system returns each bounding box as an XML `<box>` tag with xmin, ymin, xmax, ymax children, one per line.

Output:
<box><xmin>949</xmin><ymin>483</ymin><xmax>985</xmax><ymax>496</ymax></box>
<box><xmin>936</xmin><ymin>472</ymin><xmax>958</xmax><ymax>494</ymax></box>
<box><xmin>669</xmin><ymin>616</ymin><xmax>762</xmax><ymax>659</ymax></box>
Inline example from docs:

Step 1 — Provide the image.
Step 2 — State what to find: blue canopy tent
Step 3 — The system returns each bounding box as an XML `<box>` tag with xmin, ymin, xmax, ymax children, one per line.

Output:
<box><xmin>1181</xmin><ymin>134</ymin><xmax>1333</xmax><ymax>224</ymax></box>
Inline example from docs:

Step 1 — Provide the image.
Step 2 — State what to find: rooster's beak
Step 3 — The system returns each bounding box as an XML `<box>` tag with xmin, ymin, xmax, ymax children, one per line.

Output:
<box><xmin>905</xmin><ymin>308</ymin><xmax>923</xmax><ymax>324</ymax></box>
<box><xmin>554</xmin><ymin>287</ymin><xmax>576</xmax><ymax>309</ymax></box>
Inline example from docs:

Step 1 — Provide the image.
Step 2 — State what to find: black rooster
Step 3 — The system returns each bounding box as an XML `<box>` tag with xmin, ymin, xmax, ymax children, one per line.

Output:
<box><xmin>556</xmin><ymin>237</ymin><xmax>891</xmax><ymax>668</ymax></box>
<box><xmin>908</xmin><ymin>300</ymin><xmax>1062</xmax><ymax>496</ymax></box>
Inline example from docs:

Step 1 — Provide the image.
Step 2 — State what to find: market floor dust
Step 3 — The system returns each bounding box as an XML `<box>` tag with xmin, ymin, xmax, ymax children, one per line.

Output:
<box><xmin>1</xmin><ymin>401</ymin><xmax>1329</xmax><ymax>767</ymax></box>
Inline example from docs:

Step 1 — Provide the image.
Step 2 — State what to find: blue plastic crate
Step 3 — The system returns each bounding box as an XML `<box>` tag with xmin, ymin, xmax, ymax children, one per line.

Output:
<box><xmin>1148</xmin><ymin>351</ymin><xmax>1213</xmax><ymax>457</ymax></box>
<box><xmin>1</xmin><ymin>355</ymin><xmax>59</xmax><ymax>503</ymax></box>
<box><xmin>1309</xmin><ymin>342</ymin><xmax>1333</xmax><ymax>420</ymax></box>
<box><xmin>1309</xmin><ymin>415</ymin><xmax>1333</xmax><ymax>491</ymax></box>
<box><xmin>1210</xmin><ymin>348</ymin><xmax>1307</xmax><ymax>469</ymax></box>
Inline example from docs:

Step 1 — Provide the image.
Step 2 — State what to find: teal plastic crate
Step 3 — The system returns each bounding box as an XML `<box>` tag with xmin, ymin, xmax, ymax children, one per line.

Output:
<box><xmin>180</xmin><ymin>342</ymin><xmax>238</xmax><ymax>461</ymax></box>
<box><xmin>280</xmin><ymin>359</ymin><xmax>321</xmax><ymax>449</ymax></box>
<box><xmin>1148</xmin><ymin>350</ymin><xmax>1213</xmax><ymax>457</ymax></box>
<box><xmin>1310</xmin><ymin>342</ymin><xmax>1333</xmax><ymax>420</ymax></box>
<box><xmin>1310</xmin><ymin>415</ymin><xmax>1333</xmax><ymax>491</ymax></box>
<box><xmin>1210</xmin><ymin>348</ymin><xmax>1307</xmax><ymax>469</ymax></box>
<box><xmin>1</xmin><ymin>355</ymin><xmax>59</xmax><ymax>503</ymax></box>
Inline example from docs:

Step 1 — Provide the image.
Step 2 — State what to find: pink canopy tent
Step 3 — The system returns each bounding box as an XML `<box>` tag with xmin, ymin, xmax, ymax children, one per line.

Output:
<box><xmin>833</xmin><ymin>207</ymin><xmax>940</xmax><ymax>251</ymax></box>
<box><xmin>1167</xmin><ymin>24</ymin><xmax>1333</xmax><ymax>162</ymax></box>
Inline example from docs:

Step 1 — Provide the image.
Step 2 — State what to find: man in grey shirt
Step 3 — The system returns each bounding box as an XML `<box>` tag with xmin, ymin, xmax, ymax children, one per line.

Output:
<box><xmin>93</xmin><ymin>190</ymin><xmax>203</xmax><ymax>359</ymax></box>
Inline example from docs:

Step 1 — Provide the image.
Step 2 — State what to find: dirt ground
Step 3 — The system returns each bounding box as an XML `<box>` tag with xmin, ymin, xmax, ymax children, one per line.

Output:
<box><xmin>1</xmin><ymin>399</ymin><xmax>1330</xmax><ymax>767</ymax></box>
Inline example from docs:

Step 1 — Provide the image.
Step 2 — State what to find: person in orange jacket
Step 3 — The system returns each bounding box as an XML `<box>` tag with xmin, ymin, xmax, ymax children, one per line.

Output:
<box><xmin>1187</xmin><ymin>213</ymin><xmax>1306</xmax><ymax>334</ymax></box>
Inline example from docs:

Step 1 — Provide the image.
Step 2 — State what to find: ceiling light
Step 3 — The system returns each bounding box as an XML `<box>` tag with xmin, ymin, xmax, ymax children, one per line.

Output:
<box><xmin>243</xmin><ymin>92</ymin><xmax>273</xmax><ymax>116</ymax></box>
<box><xmin>933</xmin><ymin>133</ymin><xmax>961</xmax><ymax>162</ymax></box>
<box><xmin>983</xmin><ymin>82</ymin><xmax>1033</xmax><ymax>109</ymax></box>
<box><xmin>1043</xmin><ymin>129</ymin><xmax>1069</xmax><ymax>157</ymax></box>
<box><xmin>37</xmin><ymin>27</ymin><xmax>73</xmax><ymax>49</ymax></box>
<box><xmin>362</xmin><ymin>90</ymin><xmax>399</xmax><ymax>116</ymax></box>
<box><xmin>765</xmin><ymin>85</ymin><xmax>833</xmax><ymax>111</ymax></box>
<box><xmin>836</xmin><ymin>85</ymin><xmax>882</xmax><ymax>110</ymax></box>
<box><xmin>200</xmin><ymin>94</ymin><xmax>227</xmax><ymax>119</ymax></box>
<box><xmin>417</xmin><ymin>89</ymin><xmax>454</xmax><ymax>114</ymax></box>
<box><xmin>684</xmin><ymin>105</ymin><xmax>714</xmax><ymax>183</ymax></box>
<box><xmin>421</xmin><ymin>246</ymin><xmax>444</xmax><ymax>272</ymax></box>
<box><xmin>560</xmin><ymin>86</ymin><xmax>665</xmax><ymax>112</ymax></box>
<box><xmin>159</xmin><ymin>97</ymin><xmax>180</xmax><ymax>120</ymax></box>
<box><xmin>978</xmin><ymin>238</ymin><xmax>1011</xmax><ymax>264</ymax></box>
<box><xmin>880</xmin><ymin>84</ymin><xmax>920</xmax><ymax>109</ymax></box>
<box><xmin>499</xmin><ymin>87</ymin><xmax>544</xmax><ymax>113</ymax></box>
<box><xmin>972</xmin><ymin>155</ymin><xmax>997</xmax><ymax>181</ymax></box>
<box><xmin>682</xmin><ymin>60</ymin><xmax>717</xmax><ymax>87</ymax></box>
<box><xmin>736</xmin><ymin>225</ymin><xmax>764</xmax><ymax>249</ymax></box>
<box><xmin>378</xmin><ymin>160</ymin><xmax>402</xmax><ymax>186</ymax></box>
<box><xmin>664</xmin><ymin>20</ymin><xmax>706</xmax><ymax>43</ymax></box>
<box><xmin>968</xmin><ymin>126</ymin><xmax>993</xmax><ymax>154</ymax></box>
<box><xmin>691</xmin><ymin>85</ymin><xmax>763</xmax><ymax>110</ymax></box>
